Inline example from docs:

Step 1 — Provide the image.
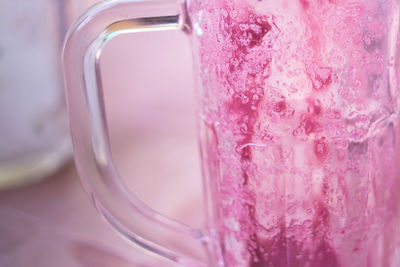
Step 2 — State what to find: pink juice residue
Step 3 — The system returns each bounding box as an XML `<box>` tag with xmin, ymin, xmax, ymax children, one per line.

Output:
<box><xmin>189</xmin><ymin>0</ymin><xmax>400</xmax><ymax>266</ymax></box>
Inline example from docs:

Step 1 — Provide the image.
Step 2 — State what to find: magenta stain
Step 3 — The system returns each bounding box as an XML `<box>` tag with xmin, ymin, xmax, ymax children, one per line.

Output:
<box><xmin>314</xmin><ymin>138</ymin><xmax>329</xmax><ymax>161</ymax></box>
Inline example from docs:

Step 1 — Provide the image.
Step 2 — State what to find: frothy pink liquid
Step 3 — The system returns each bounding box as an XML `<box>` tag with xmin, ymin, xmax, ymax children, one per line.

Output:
<box><xmin>189</xmin><ymin>0</ymin><xmax>400</xmax><ymax>266</ymax></box>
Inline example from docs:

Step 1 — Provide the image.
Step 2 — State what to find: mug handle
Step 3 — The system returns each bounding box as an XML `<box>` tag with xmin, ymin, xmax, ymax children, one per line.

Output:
<box><xmin>62</xmin><ymin>0</ymin><xmax>208</xmax><ymax>266</ymax></box>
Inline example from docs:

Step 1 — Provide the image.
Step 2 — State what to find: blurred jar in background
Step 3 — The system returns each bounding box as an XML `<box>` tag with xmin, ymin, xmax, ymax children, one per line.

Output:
<box><xmin>0</xmin><ymin>0</ymin><xmax>96</xmax><ymax>190</ymax></box>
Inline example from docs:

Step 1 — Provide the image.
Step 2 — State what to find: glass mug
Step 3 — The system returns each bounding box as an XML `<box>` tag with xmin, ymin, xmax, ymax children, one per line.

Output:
<box><xmin>63</xmin><ymin>0</ymin><xmax>400</xmax><ymax>266</ymax></box>
<box><xmin>0</xmin><ymin>0</ymin><xmax>74</xmax><ymax>189</ymax></box>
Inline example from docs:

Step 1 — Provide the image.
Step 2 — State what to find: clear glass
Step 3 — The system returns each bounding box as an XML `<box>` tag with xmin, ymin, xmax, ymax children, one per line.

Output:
<box><xmin>63</xmin><ymin>0</ymin><xmax>400</xmax><ymax>266</ymax></box>
<box><xmin>0</xmin><ymin>0</ymin><xmax>73</xmax><ymax>189</ymax></box>
<box><xmin>63</xmin><ymin>1</ymin><xmax>209</xmax><ymax>266</ymax></box>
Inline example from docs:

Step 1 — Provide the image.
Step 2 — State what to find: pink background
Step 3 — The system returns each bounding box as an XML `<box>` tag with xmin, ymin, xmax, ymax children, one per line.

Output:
<box><xmin>0</xmin><ymin>5</ymin><xmax>204</xmax><ymax>267</ymax></box>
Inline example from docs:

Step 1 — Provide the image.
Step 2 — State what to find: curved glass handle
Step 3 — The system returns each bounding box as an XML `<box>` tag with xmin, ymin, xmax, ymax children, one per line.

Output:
<box><xmin>62</xmin><ymin>0</ymin><xmax>208</xmax><ymax>266</ymax></box>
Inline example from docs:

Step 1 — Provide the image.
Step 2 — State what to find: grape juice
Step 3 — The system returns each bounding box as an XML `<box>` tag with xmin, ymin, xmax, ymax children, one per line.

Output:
<box><xmin>189</xmin><ymin>0</ymin><xmax>400</xmax><ymax>266</ymax></box>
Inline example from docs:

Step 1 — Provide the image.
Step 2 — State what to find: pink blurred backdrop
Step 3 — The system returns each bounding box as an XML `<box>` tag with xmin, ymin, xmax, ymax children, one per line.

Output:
<box><xmin>0</xmin><ymin>2</ymin><xmax>204</xmax><ymax>266</ymax></box>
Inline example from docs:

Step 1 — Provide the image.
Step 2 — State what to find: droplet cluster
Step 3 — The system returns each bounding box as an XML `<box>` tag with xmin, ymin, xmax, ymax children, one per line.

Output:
<box><xmin>189</xmin><ymin>0</ymin><xmax>400</xmax><ymax>266</ymax></box>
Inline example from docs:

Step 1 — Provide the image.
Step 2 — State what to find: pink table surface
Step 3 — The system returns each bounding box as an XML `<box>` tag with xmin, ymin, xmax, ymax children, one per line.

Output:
<box><xmin>0</xmin><ymin>26</ymin><xmax>204</xmax><ymax>266</ymax></box>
